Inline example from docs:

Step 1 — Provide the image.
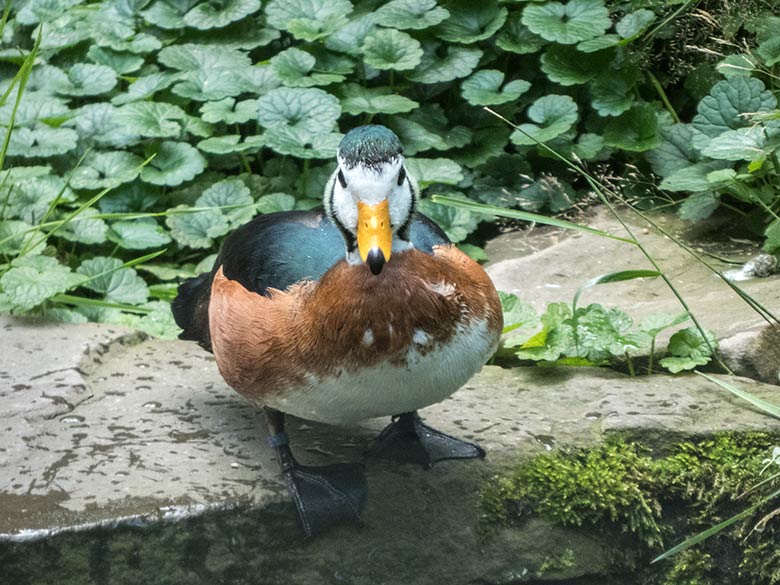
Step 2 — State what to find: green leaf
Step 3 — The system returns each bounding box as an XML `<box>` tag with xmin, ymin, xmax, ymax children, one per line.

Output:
<box><xmin>757</xmin><ymin>36</ymin><xmax>780</xmax><ymax>67</ymax></box>
<box><xmin>406</xmin><ymin>44</ymin><xmax>482</xmax><ymax>84</ymax></box>
<box><xmin>375</xmin><ymin>0</ymin><xmax>449</xmax><ymax>30</ymax></box>
<box><xmin>639</xmin><ymin>312</ymin><xmax>690</xmax><ymax>338</ymax></box>
<box><xmin>87</xmin><ymin>46</ymin><xmax>145</xmax><ymax>75</ymax></box>
<box><xmin>142</xmin><ymin>0</ymin><xmax>194</xmax><ymax>29</ymax></box>
<box><xmin>140</xmin><ymin>141</ymin><xmax>206</xmax><ymax>186</ymax></box>
<box><xmin>515</xmin><ymin>302</ymin><xmax>574</xmax><ymax>362</ymax></box>
<box><xmin>0</xmin><ymin>220</ymin><xmax>46</xmax><ymax>256</ymax></box>
<box><xmin>404</xmin><ymin>158</ymin><xmax>464</xmax><ymax>187</ymax></box>
<box><xmin>522</xmin><ymin>0</ymin><xmax>611</xmax><ymax>45</ymax></box>
<box><xmin>1</xmin><ymin>256</ymin><xmax>86</xmax><ymax>311</ymax></box>
<box><xmin>540</xmin><ymin>45</ymin><xmax>610</xmax><ymax>86</ymax></box>
<box><xmin>516</xmin><ymin>175</ymin><xmax>575</xmax><ymax>213</ymax></box>
<box><xmin>496</xmin><ymin>12</ymin><xmax>546</xmax><ymax>54</ymax></box>
<box><xmin>265</xmin><ymin>0</ymin><xmax>352</xmax><ymax>41</ymax></box>
<box><xmin>660</xmin><ymin>161</ymin><xmax>731</xmax><ymax>193</ymax></box>
<box><xmin>183</xmin><ymin>0</ymin><xmax>261</xmax><ymax>30</ymax></box>
<box><xmin>325</xmin><ymin>12</ymin><xmax>378</xmax><ymax>56</ymax></box>
<box><xmin>70</xmin><ymin>151</ymin><xmax>144</xmax><ymax>190</ymax></box>
<box><xmin>107</xmin><ymin>219</ymin><xmax>173</xmax><ymax>250</ymax></box>
<box><xmin>764</xmin><ymin>219</ymin><xmax>780</xmax><ymax>254</ymax></box>
<box><xmin>7</xmin><ymin>127</ymin><xmax>78</xmax><ymax>158</ymax></box>
<box><xmin>387</xmin><ymin>105</ymin><xmax>472</xmax><ymax>155</ymax></box>
<box><xmin>271</xmin><ymin>47</ymin><xmax>344</xmax><ymax>87</ymax></box>
<box><xmin>647</xmin><ymin>124</ymin><xmax>700</xmax><ymax>177</ymax></box>
<box><xmin>696</xmin><ymin>371</ymin><xmax>780</xmax><ymax>419</ymax></box>
<box><xmin>448</xmin><ymin>127</ymin><xmax>511</xmax><ymax>168</ymax></box>
<box><xmin>615</xmin><ymin>9</ymin><xmax>655</xmax><ymax>40</ymax></box>
<box><xmin>59</xmin><ymin>63</ymin><xmax>118</xmax><ymax>96</ymax></box>
<box><xmin>603</xmin><ymin>103</ymin><xmax>661</xmax><ymax>152</ymax></box>
<box><xmin>435</xmin><ymin>1</ymin><xmax>507</xmax><ymax>44</ymax></box>
<box><xmin>716</xmin><ymin>53</ymin><xmax>758</xmax><ymax>78</ymax></box>
<box><xmin>196</xmin><ymin>178</ymin><xmax>254</xmax><ymax>228</ymax></box>
<box><xmin>591</xmin><ymin>68</ymin><xmax>638</xmax><ymax>117</ymax></box>
<box><xmin>4</xmin><ymin>175</ymin><xmax>75</xmax><ymax>224</ymax></box>
<box><xmin>197</xmin><ymin>134</ymin><xmax>265</xmax><ymax>154</ymax></box>
<box><xmin>337</xmin><ymin>83</ymin><xmax>419</xmax><ymax>115</ymax></box>
<box><xmin>199</xmin><ymin>97</ymin><xmax>258</xmax><ymax>124</ymax></box>
<box><xmin>660</xmin><ymin>326</ymin><xmax>717</xmax><ymax>373</ymax></box>
<box><xmin>692</xmin><ymin>77</ymin><xmax>777</xmax><ymax>142</ymax></box>
<box><xmin>57</xmin><ymin>208</ymin><xmax>108</xmax><ymax>245</ymax></box>
<box><xmin>257</xmin><ymin>193</ymin><xmax>296</xmax><ymax>214</ymax></box>
<box><xmin>112</xmin><ymin>73</ymin><xmax>178</xmax><ymax>107</ymax></box>
<box><xmin>700</xmin><ymin>126</ymin><xmax>768</xmax><ymax>161</ymax></box>
<box><xmin>159</xmin><ymin>43</ymin><xmax>251</xmax><ymax>72</ymax></box>
<box><xmin>362</xmin><ymin>28</ymin><xmax>423</xmax><ymax>71</ymax></box>
<box><xmin>418</xmin><ymin>193</ymin><xmax>481</xmax><ymax>243</ymax></box>
<box><xmin>166</xmin><ymin>206</ymin><xmax>230</xmax><ymax>248</ymax></box>
<box><xmin>461</xmin><ymin>70</ymin><xmax>530</xmax><ymax>106</ymax></box>
<box><xmin>499</xmin><ymin>291</ymin><xmax>539</xmax><ymax>334</ymax></box>
<box><xmin>576</xmin><ymin>34</ymin><xmax>620</xmax><ymax>52</ymax></box>
<box><xmin>116</xmin><ymin>102</ymin><xmax>186</xmax><ymax>138</ymax></box>
<box><xmin>678</xmin><ymin>192</ymin><xmax>720</xmax><ymax>222</ymax></box>
<box><xmin>264</xmin><ymin>126</ymin><xmax>342</xmax><ymax>159</ymax></box>
<box><xmin>257</xmin><ymin>87</ymin><xmax>341</xmax><ymax>134</ymax></box>
<box><xmin>510</xmin><ymin>95</ymin><xmax>578</xmax><ymax>146</ymax></box>
<box><xmin>77</xmin><ymin>257</ymin><xmax>149</xmax><ymax>305</ymax></box>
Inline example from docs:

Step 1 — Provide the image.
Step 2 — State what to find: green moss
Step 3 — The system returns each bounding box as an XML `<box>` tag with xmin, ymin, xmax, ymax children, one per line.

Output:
<box><xmin>481</xmin><ymin>432</ymin><xmax>780</xmax><ymax>585</ymax></box>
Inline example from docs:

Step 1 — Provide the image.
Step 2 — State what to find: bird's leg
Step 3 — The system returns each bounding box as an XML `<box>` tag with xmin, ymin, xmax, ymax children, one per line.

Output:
<box><xmin>368</xmin><ymin>411</ymin><xmax>485</xmax><ymax>469</ymax></box>
<box><xmin>264</xmin><ymin>407</ymin><xmax>366</xmax><ymax>537</ymax></box>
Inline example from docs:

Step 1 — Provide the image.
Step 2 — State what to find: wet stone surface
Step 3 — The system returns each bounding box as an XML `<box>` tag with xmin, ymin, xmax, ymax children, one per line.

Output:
<box><xmin>2</xmin><ymin>311</ymin><xmax>780</xmax><ymax>584</ymax></box>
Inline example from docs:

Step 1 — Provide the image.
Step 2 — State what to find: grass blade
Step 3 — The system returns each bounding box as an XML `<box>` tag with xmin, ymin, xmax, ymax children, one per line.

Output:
<box><xmin>573</xmin><ymin>270</ymin><xmax>660</xmax><ymax>310</ymax></box>
<box><xmin>51</xmin><ymin>294</ymin><xmax>153</xmax><ymax>314</ymax></box>
<box><xmin>653</xmin><ymin>486</ymin><xmax>780</xmax><ymax>563</ymax></box>
<box><xmin>695</xmin><ymin>371</ymin><xmax>780</xmax><ymax>419</ymax></box>
<box><xmin>430</xmin><ymin>195</ymin><xmax>637</xmax><ymax>244</ymax></box>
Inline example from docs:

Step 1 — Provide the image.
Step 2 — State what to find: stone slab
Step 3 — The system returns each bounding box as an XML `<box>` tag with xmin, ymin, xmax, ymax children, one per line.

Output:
<box><xmin>2</xmin><ymin>315</ymin><xmax>780</xmax><ymax>584</ymax></box>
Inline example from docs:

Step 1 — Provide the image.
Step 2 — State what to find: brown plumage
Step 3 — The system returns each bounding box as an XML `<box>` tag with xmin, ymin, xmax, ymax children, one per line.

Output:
<box><xmin>208</xmin><ymin>244</ymin><xmax>502</xmax><ymax>405</ymax></box>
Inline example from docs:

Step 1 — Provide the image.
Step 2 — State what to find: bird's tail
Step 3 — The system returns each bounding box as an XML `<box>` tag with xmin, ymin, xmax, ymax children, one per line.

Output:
<box><xmin>172</xmin><ymin>271</ymin><xmax>214</xmax><ymax>352</ymax></box>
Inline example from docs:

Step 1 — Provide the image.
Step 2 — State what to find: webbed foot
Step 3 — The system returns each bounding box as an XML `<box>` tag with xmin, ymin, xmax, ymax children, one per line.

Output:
<box><xmin>281</xmin><ymin>455</ymin><xmax>366</xmax><ymax>537</ymax></box>
<box><xmin>368</xmin><ymin>411</ymin><xmax>485</xmax><ymax>468</ymax></box>
<box><xmin>265</xmin><ymin>409</ymin><xmax>366</xmax><ymax>537</ymax></box>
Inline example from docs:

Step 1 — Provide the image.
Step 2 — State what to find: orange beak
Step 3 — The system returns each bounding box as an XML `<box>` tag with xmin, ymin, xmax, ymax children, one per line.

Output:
<box><xmin>357</xmin><ymin>199</ymin><xmax>392</xmax><ymax>275</ymax></box>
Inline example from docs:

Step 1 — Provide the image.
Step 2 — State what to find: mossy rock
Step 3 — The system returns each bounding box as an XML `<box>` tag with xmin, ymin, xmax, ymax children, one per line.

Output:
<box><xmin>481</xmin><ymin>432</ymin><xmax>780</xmax><ymax>585</ymax></box>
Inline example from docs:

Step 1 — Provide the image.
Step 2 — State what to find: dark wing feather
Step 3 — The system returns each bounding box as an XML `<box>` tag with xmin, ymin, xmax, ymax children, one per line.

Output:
<box><xmin>171</xmin><ymin>209</ymin><xmax>449</xmax><ymax>351</ymax></box>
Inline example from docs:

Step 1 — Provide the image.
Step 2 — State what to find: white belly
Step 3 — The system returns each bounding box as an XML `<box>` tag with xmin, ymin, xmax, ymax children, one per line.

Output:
<box><xmin>262</xmin><ymin>319</ymin><xmax>497</xmax><ymax>425</ymax></box>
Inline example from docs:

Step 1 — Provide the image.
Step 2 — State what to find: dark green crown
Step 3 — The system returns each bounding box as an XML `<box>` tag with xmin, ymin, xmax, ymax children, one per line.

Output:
<box><xmin>338</xmin><ymin>125</ymin><xmax>403</xmax><ymax>169</ymax></box>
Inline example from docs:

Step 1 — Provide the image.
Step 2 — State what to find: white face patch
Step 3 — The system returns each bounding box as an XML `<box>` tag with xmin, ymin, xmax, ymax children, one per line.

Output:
<box><xmin>328</xmin><ymin>158</ymin><xmax>414</xmax><ymax>236</ymax></box>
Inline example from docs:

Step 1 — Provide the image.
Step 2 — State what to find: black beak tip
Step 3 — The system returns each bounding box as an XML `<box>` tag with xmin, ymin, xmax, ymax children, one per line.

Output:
<box><xmin>366</xmin><ymin>247</ymin><xmax>385</xmax><ymax>275</ymax></box>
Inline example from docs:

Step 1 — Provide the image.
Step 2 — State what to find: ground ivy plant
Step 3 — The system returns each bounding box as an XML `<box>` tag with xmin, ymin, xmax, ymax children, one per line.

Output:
<box><xmin>0</xmin><ymin>0</ymin><xmax>772</xmax><ymax>333</ymax></box>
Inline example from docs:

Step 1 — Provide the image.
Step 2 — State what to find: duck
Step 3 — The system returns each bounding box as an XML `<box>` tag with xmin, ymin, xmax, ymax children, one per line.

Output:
<box><xmin>172</xmin><ymin>125</ymin><xmax>503</xmax><ymax>536</ymax></box>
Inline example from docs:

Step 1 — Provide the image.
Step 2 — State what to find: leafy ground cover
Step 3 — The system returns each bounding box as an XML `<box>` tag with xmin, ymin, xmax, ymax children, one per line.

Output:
<box><xmin>0</xmin><ymin>0</ymin><xmax>778</xmax><ymax>337</ymax></box>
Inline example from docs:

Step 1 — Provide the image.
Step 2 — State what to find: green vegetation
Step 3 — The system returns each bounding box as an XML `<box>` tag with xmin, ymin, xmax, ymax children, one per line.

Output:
<box><xmin>482</xmin><ymin>432</ymin><xmax>780</xmax><ymax>584</ymax></box>
<box><xmin>0</xmin><ymin>0</ymin><xmax>778</xmax><ymax>331</ymax></box>
<box><xmin>497</xmin><ymin>273</ymin><xmax>716</xmax><ymax>374</ymax></box>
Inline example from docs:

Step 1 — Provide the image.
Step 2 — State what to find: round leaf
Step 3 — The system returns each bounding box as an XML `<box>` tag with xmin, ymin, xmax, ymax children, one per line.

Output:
<box><xmin>140</xmin><ymin>141</ymin><xmax>207</xmax><ymax>186</ymax></box>
<box><xmin>406</xmin><ymin>45</ymin><xmax>482</xmax><ymax>84</ymax></box>
<box><xmin>116</xmin><ymin>102</ymin><xmax>186</xmax><ymax>138</ymax></box>
<box><xmin>199</xmin><ymin>98</ymin><xmax>259</xmax><ymax>124</ymax></box>
<box><xmin>265</xmin><ymin>0</ymin><xmax>353</xmax><ymax>41</ymax></box>
<box><xmin>264</xmin><ymin>126</ymin><xmax>342</xmax><ymax>159</ymax></box>
<box><xmin>496</xmin><ymin>12</ymin><xmax>546</xmax><ymax>54</ymax></box>
<box><xmin>375</xmin><ymin>0</ymin><xmax>449</xmax><ymax>30</ymax></box>
<box><xmin>184</xmin><ymin>0</ymin><xmax>261</xmax><ymax>30</ymax></box>
<box><xmin>510</xmin><ymin>95</ymin><xmax>578</xmax><ymax>146</ymax></box>
<box><xmin>461</xmin><ymin>70</ymin><xmax>530</xmax><ymax>106</ymax></box>
<box><xmin>257</xmin><ymin>87</ymin><xmax>341</xmax><ymax>134</ymax></box>
<box><xmin>337</xmin><ymin>83</ymin><xmax>419</xmax><ymax>115</ymax></box>
<box><xmin>70</xmin><ymin>151</ymin><xmax>144</xmax><ymax>190</ymax></box>
<box><xmin>362</xmin><ymin>29</ymin><xmax>423</xmax><ymax>71</ymax></box>
<box><xmin>522</xmin><ymin>0</ymin><xmax>611</xmax><ymax>45</ymax></box>
<box><xmin>108</xmin><ymin>219</ymin><xmax>173</xmax><ymax>250</ymax></box>
<box><xmin>435</xmin><ymin>1</ymin><xmax>507</xmax><ymax>44</ymax></box>
<box><xmin>196</xmin><ymin>178</ymin><xmax>254</xmax><ymax>227</ymax></box>
<box><xmin>166</xmin><ymin>206</ymin><xmax>230</xmax><ymax>248</ymax></box>
<box><xmin>77</xmin><ymin>257</ymin><xmax>149</xmax><ymax>305</ymax></box>
<box><xmin>60</xmin><ymin>63</ymin><xmax>118</xmax><ymax>96</ymax></box>
<box><xmin>1</xmin><ymin>256</ymin><xmax>84</xmax><ymax>311</ymax></box>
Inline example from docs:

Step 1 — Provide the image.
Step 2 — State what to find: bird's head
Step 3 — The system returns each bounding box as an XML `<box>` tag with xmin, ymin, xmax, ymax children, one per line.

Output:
<box><xmin>325</xmin><ymin>125</ymin><xmax>418</xmax><ymax>276</ymax></box>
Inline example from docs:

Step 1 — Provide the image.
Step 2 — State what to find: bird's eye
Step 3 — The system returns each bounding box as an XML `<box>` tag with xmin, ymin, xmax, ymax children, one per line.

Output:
<box><xmin>337</xmin><ymin>169</ymin><xmax>347</xmax><ymax>188</ymax></box>
<box><xmin>397</xmin><ymin>167</ymin><xmax>406</xmax><ymax>186</ymax></box>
